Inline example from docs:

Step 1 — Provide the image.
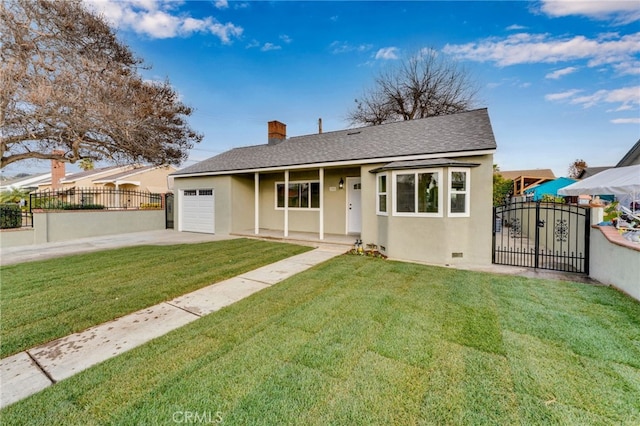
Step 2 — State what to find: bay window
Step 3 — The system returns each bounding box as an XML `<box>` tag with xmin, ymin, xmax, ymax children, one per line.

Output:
<box><xmin>449</xmin><ymin>168</ymin><xmax>470</xmax><ymax>216</ymax></box>
<box><xmin>393</xmin><ymin>169</ymin><xmax>442</xmax><ymax>216</ymax></box>
<box><xmin>377</xmin><ymin>174</ymin><xmax>388</xmax><ymax>215</ymax></box>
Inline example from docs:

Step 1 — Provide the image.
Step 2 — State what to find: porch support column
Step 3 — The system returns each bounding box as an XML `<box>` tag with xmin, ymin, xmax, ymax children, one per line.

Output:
<box><xmin>284</xmin><ymin>169</ymin><xmax>289</xmax><ymax>237</ymax></box>
<box><xmin>254</xmin><ymin>172</ymin><xmax>259</xmax><ymax>234</ymax></box>
<box><xmin>319</xmin><ymin>168</ymin><xmax>324</xmax><ymax>240</ymax></box>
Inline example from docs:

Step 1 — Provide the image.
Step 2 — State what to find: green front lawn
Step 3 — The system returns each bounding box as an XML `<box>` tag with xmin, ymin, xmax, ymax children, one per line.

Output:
<box><xmin>2</xmin><ymin>255</ymin><xmax>639</xmax><ymax>424</ymax></box>
<box><xmin>0</xmin><ymin>238</ymin><xmax>311</xmax><ymax>358</ymax></box>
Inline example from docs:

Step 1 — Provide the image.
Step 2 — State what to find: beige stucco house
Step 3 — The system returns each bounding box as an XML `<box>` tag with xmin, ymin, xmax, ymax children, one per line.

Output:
<box><xmin>38</xmin><ymin>164</ymin><xmax>175</xmax><ymax>193</ymax></box>
<box><xmin>171</xmin><ymin>108</ymin><xmax>497</xmax><ymax>267</ymax></box>
<box><xmin>34</xmin><ymin>164</ymin><xmax>175</xmax><ymax>210</ymax></box>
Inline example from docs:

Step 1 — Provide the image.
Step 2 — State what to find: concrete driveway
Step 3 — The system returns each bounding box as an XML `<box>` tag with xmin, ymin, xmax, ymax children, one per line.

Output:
<box><xmin>0</xmin><ymin>230</ymin><xmax>235</xmax><ymax>266</ymax></box>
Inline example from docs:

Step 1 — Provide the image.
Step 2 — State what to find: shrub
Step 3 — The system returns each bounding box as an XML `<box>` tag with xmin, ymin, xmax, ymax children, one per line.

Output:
<box><xmin>30</xmin><ymin>197</ymin><xmax>69</xmax><ymax>210</ymax></box>
<box><xmin>61</xmin><ymin>204</ymin><xmax>105</xmax><ymax>210</ymax></box>
<box><xmin>140</xmin><ymin>203</ymin><xmax>162</xmax><ymax>209</ymax></box>
<box><xmin>0</xmin><ymin>204</ymin><xmax>22</xmax><ymax>229</ymax></box>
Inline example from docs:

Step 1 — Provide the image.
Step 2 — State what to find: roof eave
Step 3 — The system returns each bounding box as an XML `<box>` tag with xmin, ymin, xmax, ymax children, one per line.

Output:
<box><xmin>172</xmin><ymin>149</ymin><xmax>496</xmax><ymax>178</ymax></box>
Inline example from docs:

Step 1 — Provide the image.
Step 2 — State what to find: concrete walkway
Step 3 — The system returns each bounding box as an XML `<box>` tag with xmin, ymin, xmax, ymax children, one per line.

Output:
<box><xmin>0</xmin><ymin>245</ymin><xmax>343</xmax><ymax>409</ymax></box>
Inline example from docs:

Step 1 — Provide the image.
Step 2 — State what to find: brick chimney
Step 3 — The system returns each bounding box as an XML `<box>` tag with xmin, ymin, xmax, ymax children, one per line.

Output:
<box><xmin>268</xmin><ymin>121</ymin><xmax>286</xmax><ymax>145</ymax></box>
<box><xmin>51</xmin><ymin>150</ymin><xmax>65</xmax><ymax>189</ymax></box>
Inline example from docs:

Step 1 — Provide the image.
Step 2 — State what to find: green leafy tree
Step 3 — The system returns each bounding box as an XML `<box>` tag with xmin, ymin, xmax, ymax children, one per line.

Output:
<box><xmin>493</xmin><ymin>165</ymin><xmax>513</xmax><ymax>206</ymax></box>
<box><xmin>0</xmin><ymin>187</ymin><xmax>30</xmax><ymax>204</ymax></box>
<box><xmin>78</xmin><ymin>158</ymin><xmax>94</xmax><ymax>171</ymax></box>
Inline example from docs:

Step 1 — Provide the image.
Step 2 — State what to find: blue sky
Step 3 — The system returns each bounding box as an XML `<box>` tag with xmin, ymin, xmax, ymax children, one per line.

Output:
<box><xmin>7</xmin><ymin>0</ymin><xmax>640</xmax><ymax>177</ymax></box>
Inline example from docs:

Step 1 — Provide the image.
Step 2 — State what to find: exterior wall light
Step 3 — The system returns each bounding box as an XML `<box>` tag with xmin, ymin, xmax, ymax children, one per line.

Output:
<box><xmin>339</xmin><ymin>178</ymin><xmax>344</xmax><ymax>189</ymax></box>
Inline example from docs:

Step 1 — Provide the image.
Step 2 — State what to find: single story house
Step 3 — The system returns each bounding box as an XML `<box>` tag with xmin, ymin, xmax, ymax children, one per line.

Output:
<box><xmin>37</xmin><ymin>164</ymin><xmax>176</xmax><ymax>193</ymax></box>
<box><xmin>0</xmin><ymin>173</ymin><xmax>59</xmax><ymax>192</ymax></box>
<box><xmin>498</xmin><ymin>168</ymin><xmax>556</xmax><ymax>196</ymax></box>
<box><xmin>171</xmin><ymin>108</ymin><xmax>497</xmax><ymax>266</ymax></box>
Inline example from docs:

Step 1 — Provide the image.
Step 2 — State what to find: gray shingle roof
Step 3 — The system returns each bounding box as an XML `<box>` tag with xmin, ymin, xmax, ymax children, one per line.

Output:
<box><xmin>92</xmin><ymin>165</ymin><xmax>155</xmax><ymax>182</ymax></box>
<box><xmin>173</xmin><ymin>108</ymin><xmax>496</xmax><ymax>176</ymax></box>
<box><xmin>61</xmin><ymin>165</ymin><xmax>125</xmax><ymax>182</ymax></box>
<box><xmin>370</xmin><ymin>158</ymin><xmax>481</xmax><ymax>173</ymax></box>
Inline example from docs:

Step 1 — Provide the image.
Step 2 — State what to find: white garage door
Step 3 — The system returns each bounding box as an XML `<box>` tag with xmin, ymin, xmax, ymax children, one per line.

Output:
<box><xmin>181</xmin><ymin>189</ymin><xmax>215</xmax><ymax>233</ymax></box>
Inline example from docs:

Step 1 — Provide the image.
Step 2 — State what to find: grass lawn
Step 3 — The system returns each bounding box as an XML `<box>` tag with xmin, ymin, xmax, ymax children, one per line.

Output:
<box><xmin>2</xmin><ymin>255</ymin><xmax>639</xmax><ymax>424</ymax></box>
<box><xmin>0</xmin><ymin>238</ymin><xmax>311</xmax><ymax>358</ymax></box>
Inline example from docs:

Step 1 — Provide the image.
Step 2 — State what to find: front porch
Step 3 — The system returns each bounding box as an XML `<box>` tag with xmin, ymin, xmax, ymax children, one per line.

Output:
<box><xmin>232</xmin><ymin>228</ymin><xmax>359</xmax><ymax>248</ymax></box>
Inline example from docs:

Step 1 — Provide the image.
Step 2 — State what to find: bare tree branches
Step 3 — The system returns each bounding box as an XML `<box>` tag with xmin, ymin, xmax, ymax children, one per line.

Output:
<box><xmin>0</xmin><ymin>0</ymin><xmax>202</xmax><ymax>169</ymax></box>
<box><xmin>348</xmin><ymin>49</ymin><xmax>479</xmax><ymax>126</ymax></box>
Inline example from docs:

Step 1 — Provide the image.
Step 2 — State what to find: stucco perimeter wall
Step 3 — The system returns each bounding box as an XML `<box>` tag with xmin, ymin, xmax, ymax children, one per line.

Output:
<box><xmin>590</xmin><ymin>228</ymin><xmax>640</xmax><ymax>302</ymax></box>
<box><xmin>30</xmin><ymin>209</ymin><xmax>165</xmax><ymax>244</ymax></box>
<box><xmin>0</xmin><ymin>228</ymin><xmax>36</xmax><ymax>248</ymax></box>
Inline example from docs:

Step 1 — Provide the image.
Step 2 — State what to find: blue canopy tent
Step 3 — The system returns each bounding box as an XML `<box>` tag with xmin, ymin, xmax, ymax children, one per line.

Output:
<box><xmin>524</xmin><ymin>177</ymin><xmax>577</xmax><ymax>201</ymax></box>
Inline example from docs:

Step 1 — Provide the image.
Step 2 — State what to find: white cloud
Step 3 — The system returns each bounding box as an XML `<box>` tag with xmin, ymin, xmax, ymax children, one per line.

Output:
<box><xmin>214</xmin><ymin>0</ymin><xmax>228</xmax><ymax>9</ymax></box>
<box><xmin>246</xmin><ymin>39</ymin><xmax>261</xmax><ymax>49</ymax></box>
<box><xmin>611</xmin><ymin>117</ymin><xmax>640</xmax><ymax>124</ymax></box>
<box><xmin>540</xmin><ymin>0</ymin><xmax>640</xmax><ymax>24</ymax></box>
<box><xmin>329</xmin><ymin>41</ymin><xmax>373</xmax><ymax>54</ymax></box>
<box><xmin>613</xmin><ymin>60</ymin><xmax>640</xmax><ymax>75</ymax></box>
<box><xmin>443</xmin><ymin>32</ymin><xmax>640</xmax><ymax>76</ymax></box>
<box><xmin>209</xmin><ymin>22</ymin><xmax>243</xmax><ymax>44</ymax></box>
<box><xmin>84</xmin><ymin>0</ymin><xmax>243</xmax><ymax>42</ymax></box>
<box><xmin>546</xmin><ymin>86</ymin><xmax>640</xmax><ymax>111</ymax></box>
<box><xmin>280</xmin><ymin>34</ymin><xmax>292</xmax><ymax>44</ymax></box>
<box><xmin>261</xmin><ymin>43</ymin><xmax>281</xmax><ymax>52</ymax></box>
<box><xmin>506</xmin><ymin>24</ymin><xmax>527</xmax><ymax>31</ymax></box>
<box><xmin>546</xmin><ymin>66</ymin><xmax>578</xmax><ymax>79</ymax></box>
<box><xmin>375</xmin><ymin>47</ymin><xmax>399</xmax><ymax>60</ymax></box>
<box><xmin>545</xmin><ymin>89</ymin><xmax>582</xmax><ymax>101</ymax></box>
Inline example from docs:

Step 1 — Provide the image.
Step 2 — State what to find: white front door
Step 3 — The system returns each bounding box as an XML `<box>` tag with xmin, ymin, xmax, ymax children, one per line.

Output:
<box><xmin>347</xmin><ymin>177</ymin><xmax>362</xmax><ymax>234</ymax></box>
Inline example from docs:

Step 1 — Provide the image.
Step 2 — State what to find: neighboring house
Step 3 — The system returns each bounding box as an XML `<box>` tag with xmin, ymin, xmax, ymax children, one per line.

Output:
<box><xmin>523</xmin><ymin>177</ymin><xmax>577</xmax><ymax>201</ymax></box>
<box><xmin>0</xmin><ymin>173</ymin><xmax>56</xmax><ymax>192</ymax></box>
<box><xmin>498</xmin><ymin>169</ymin><xmax>556</xmax><ymax>196</ymax></box>
<box><xmin>616</xmin><ymin>139</ymin><xmax>640</xmax><ymax>167</ymax></box>
<box><xmin>38</xmin><ymin>164</ymin><xmax>175</xmax><ymax>193</ymax></box>
<box><xmin>577</xmin><ymin>167</ymin><xmax>612</xmax><ymax>179</ymax></box>
<box><xmin>171</xmin><ymin>108</ymin><xmax>497</xmax><ymax>267</ymax></box>
<box><xmin>35</xmin><ymin>163</ymin><xmax>175</xmax><ymax>209</ymax></box>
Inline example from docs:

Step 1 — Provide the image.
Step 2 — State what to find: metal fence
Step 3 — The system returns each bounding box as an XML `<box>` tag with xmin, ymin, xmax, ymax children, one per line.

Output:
<box><xmin>493</xmin><ymin>200</ymin><xmax>590</xmax><ymax>274</ymax></box>
<box><xmin>30</xmin><ymin>188</ymin><xmax>166</xmax><ymax>211</ymax></box>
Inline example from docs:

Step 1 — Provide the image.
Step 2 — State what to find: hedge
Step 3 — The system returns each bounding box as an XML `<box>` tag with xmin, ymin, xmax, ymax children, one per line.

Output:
<box><xmin>0</xmin><ymin>204</ymin><xmax>22</xmax><ymax>229</ymax></box>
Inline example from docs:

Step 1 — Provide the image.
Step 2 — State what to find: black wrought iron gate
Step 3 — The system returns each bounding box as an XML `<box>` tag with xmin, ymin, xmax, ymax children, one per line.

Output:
<box><xmin>165</xmin><ymin>193</ymin><xmax>174</xmax><ymax>229</ymax></box>
<box><xmin>493</xmin><ymin>201</ymin><xmax>590</xmax><ymax>273</ymax></box>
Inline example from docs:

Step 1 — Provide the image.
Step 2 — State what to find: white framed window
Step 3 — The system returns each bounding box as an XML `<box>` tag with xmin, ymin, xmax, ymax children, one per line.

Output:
<box><xmin>392</xmin><ymin>169</ymin><xmax>443</xmax><ymax>217</ymax></box>
<box><xmin>448</xmin><ymin>168</ymin><xmax>470</xmax><ymax>217</ymax></box>
<box><xmin>377</xmin><ymin>173</ymin><xmax>388</xmax><ymax>215</ymax></box>
<box><xmin>275</xmin><ymin>181</ymin><xmax>320</xmax><ymax>209</ymax></box>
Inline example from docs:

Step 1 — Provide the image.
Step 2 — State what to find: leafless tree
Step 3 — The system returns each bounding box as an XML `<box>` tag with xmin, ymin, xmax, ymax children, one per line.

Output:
<box><xmin>348</xmin><ymin>49</ymin><xmax>479</xmax><ymax>126</ymax></box>
<box><xmin>0</xmin><ymin>0</ymin><xmax>202</xmax><ymax>169</ymax></box>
